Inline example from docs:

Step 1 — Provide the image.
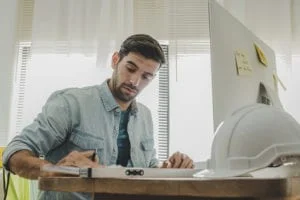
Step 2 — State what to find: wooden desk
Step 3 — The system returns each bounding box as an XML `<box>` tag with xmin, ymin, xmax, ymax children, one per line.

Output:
<box><xmin>39</xmin><ymin>176</ymin><xmax>300</xmax><ymax>200</ymax></box>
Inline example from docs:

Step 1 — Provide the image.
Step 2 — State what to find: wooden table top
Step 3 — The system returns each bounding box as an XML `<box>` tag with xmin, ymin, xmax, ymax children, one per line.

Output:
<box><xmin>39</xmin><ymin>176</ymin><xmax>300</xmax><ymax>199</ymax></box>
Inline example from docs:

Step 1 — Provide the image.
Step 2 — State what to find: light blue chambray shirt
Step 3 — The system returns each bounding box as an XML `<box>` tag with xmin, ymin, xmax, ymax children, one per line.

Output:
<box><xmin>3</xmin><ymin>80</ymin><xmax>159</xmax><ymax>200</ymax></box>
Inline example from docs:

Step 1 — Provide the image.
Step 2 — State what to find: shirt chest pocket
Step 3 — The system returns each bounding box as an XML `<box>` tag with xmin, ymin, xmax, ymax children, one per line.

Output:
<box><xmin>68</xmin><ymin>130</ymin><xmax>105</xmax><ymax>164</ymax></box>
<box><xmin>140</xmin><ymin>139</ymin><xmax>154</xmax><ymax>167</ymax></box>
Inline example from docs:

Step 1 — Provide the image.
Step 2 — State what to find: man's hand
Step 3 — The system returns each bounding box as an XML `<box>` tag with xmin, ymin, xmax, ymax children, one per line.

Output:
<box><xmin>161</xmin><ymin>151</ymin><xmax>194</xmax><ymax>168</ymax></box>
<box><xmin>56</xmin><ymin>150</ymin><xmax>101</xmax><ymax>168</ymax></box>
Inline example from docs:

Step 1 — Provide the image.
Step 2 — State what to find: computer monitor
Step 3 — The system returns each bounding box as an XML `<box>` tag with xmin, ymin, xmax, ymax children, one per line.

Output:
<box><xmin>208</xmin><ymin>0</ymin><xmax>282</xmax><ymax>131</ymax></box>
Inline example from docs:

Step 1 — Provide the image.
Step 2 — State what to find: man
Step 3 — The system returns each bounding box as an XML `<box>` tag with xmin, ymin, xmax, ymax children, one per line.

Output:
<box><xmin>3</xmin><ymin>34</ymin><xmax>194</xmax><ymax>199</ymax></box>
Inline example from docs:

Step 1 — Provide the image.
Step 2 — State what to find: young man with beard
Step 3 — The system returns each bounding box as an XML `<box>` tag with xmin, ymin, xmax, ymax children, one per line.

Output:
<box><xmin>3</xmin><ymin>34</ymin><xmax>194</xmax><ymax>200</ymax></box>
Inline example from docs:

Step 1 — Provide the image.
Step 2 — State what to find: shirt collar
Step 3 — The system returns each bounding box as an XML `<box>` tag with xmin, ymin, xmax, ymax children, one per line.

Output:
<box><xmin>99</xmin><ymin>79</ymin><xmax>138</xmax><ymax>115</ymax></box>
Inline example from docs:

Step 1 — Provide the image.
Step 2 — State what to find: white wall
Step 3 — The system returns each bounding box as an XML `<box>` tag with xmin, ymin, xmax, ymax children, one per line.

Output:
<box><xmin>0</xmin><ymin>0</ymin><xmax>18</xmax><ymax>145</ymax></box>
<box><xmin>169</xmin><ymin>55</ymin><xmax>214</xmax><ymax>162</ymax></box>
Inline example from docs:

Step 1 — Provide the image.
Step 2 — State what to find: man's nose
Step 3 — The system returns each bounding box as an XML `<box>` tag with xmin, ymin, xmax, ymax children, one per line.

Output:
<box><xmin>130</xmin><ymin>73</ymin><xmax>141</xmax><ymax>86</ymax></box>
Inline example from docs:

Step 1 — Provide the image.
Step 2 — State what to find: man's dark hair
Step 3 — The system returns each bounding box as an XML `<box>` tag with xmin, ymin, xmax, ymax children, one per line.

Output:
<box><xmin>118</xmin><ymin>34</ymin><xmax>166</xmax><ymax>66</ymax></box>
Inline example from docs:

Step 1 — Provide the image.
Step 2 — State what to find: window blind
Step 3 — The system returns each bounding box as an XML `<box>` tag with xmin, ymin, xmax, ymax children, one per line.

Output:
<box><xmin>13</xmin><ymin>44</ymin><xmax>31</xmax><ymax>135</ymax></box>
<box><xmin>157</xmin><ymin>45</ymin><xmax>170</xmax><ymax>161</ymax></box>
<box><xmin>9</xmin><ymin>0</ymin><xmax>34</xmax><ymax>139</ymax></box>
<box><xmin>18</xmin><ymin>0</ymin><xmax>34</xmax><ymax>42</ymax></box>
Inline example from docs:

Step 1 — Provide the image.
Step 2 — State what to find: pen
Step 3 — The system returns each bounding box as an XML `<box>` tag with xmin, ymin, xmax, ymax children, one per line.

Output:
<box><xmin>91</xmin><ymin>149</ymin><xmax>97</xmax><ymax>162</ymax></box>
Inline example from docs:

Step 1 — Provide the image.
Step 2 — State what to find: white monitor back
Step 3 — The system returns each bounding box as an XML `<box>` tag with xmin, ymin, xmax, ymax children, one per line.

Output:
<box><xmin>209</xmin><ymin>0</ymin><xmax>280</xmax><ymax>130</ymax></box>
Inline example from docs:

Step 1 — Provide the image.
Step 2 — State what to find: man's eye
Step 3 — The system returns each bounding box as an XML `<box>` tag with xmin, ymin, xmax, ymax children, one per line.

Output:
<box><xmin>127</xmin><ymin>67</ymin><xmax>135</xmax><ymax>72</ymax></box>
<box><xmin>142</xmin><ymin>74</ymin><xmax>153</xmax><ymax>80</ymax></box>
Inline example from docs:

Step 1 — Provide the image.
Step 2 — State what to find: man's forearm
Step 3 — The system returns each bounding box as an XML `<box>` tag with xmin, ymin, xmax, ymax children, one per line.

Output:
<box><xmin>8</xmin><ymin>150</ymin><xmax>51</xmax><ymax>179</ymax></box>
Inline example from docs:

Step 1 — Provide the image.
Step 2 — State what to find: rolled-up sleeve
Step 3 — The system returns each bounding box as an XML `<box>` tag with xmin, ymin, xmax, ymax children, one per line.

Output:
<box><xmin>2</xmin><ymin>92</ymin><xmax>72</xmax><ymax>170</ymax></box>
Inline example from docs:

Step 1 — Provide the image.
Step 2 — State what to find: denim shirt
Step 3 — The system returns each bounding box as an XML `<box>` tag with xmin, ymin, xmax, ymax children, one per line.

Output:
<box><xmin>3</xmin><ymin>80</ymin><xmax>159</xmax><ymax>200</ymax></box>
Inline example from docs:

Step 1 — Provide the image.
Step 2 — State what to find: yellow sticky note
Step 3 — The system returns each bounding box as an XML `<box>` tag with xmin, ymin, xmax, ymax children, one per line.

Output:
<box><xmin>254</xmin><ymin>43</ymin><xmax>268</xmax><ymax>66</ymax></box>
<box><xmin>235</xmin><ymin>50</ymin><xmax>252</xmax><ymax>76</ymax></box>
<box><xmin>0</xmin><ymin>146</ymin><xmax>5</xmax><ymax>167</ymax></box>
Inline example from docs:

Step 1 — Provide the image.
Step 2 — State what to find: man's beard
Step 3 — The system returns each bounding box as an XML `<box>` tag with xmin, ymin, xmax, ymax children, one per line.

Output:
<box><xmin>111</xmin><ymin>74</ymin><xmax>139</xmax><ymax>102</ymax></box>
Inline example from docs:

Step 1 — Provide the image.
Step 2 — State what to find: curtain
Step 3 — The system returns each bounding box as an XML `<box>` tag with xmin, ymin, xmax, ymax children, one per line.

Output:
<box><xmin>31</xmin><ymin>0</ymin><xmax>133</xmax><ymax>67</ymax></box>
<box><xmin>218</xmin><ymin>0</ymin><xmax>300</xmax><ymax>122</ymax></box>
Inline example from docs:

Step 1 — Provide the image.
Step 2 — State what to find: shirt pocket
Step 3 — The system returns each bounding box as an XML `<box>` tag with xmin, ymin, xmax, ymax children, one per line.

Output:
<box><xmin>68</xmin><ymin>130</ymin><xmax>105</xmax><ymax>164</ymax></box>
<box><xmin>140</xmin><ymin>138</ymin><xmax>154</xmax><ymax>166</ymax></box>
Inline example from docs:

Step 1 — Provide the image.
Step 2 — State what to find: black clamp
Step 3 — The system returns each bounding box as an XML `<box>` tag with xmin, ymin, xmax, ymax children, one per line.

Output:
<box><xmin>125</xmin><ymin>169</ymin><xmax>144</xmax><ymax>176</ymax></box>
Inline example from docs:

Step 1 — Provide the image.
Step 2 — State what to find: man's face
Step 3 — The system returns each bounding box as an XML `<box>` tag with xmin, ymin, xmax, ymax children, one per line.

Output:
<box><xmin>110</xmin><ymin>52</ymin><xmax>160</xmax><ymax>103</ymax></box>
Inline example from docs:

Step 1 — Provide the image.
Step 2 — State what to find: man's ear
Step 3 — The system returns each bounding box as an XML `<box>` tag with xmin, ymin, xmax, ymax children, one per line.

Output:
<box><xmin>111</xmin><ymin>52</ymin><xmax>120</xmax><ymax>69</ymax></box>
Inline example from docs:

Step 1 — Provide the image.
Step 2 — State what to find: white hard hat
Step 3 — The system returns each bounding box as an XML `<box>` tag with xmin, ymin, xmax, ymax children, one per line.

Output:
<box><xmin>195</xmin><ymin>103</ymin><xmax>300</xmax><ymax>178</ymax></box>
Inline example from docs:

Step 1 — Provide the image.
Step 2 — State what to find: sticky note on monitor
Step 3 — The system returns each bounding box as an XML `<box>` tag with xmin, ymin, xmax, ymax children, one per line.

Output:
<box><xmin>235</xmin><ymin>50</ymin><xmax>252</xmax><ymax>76</ymax></box>
<box><xmin>254</xmin><ymin>43</ymin><xmax>268</xmax><ymax>66</ymax></box>
<box><xmin>273</xmin><ymin>72</ymin><xmax>287</xmax><ymax>91</ymax></box>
